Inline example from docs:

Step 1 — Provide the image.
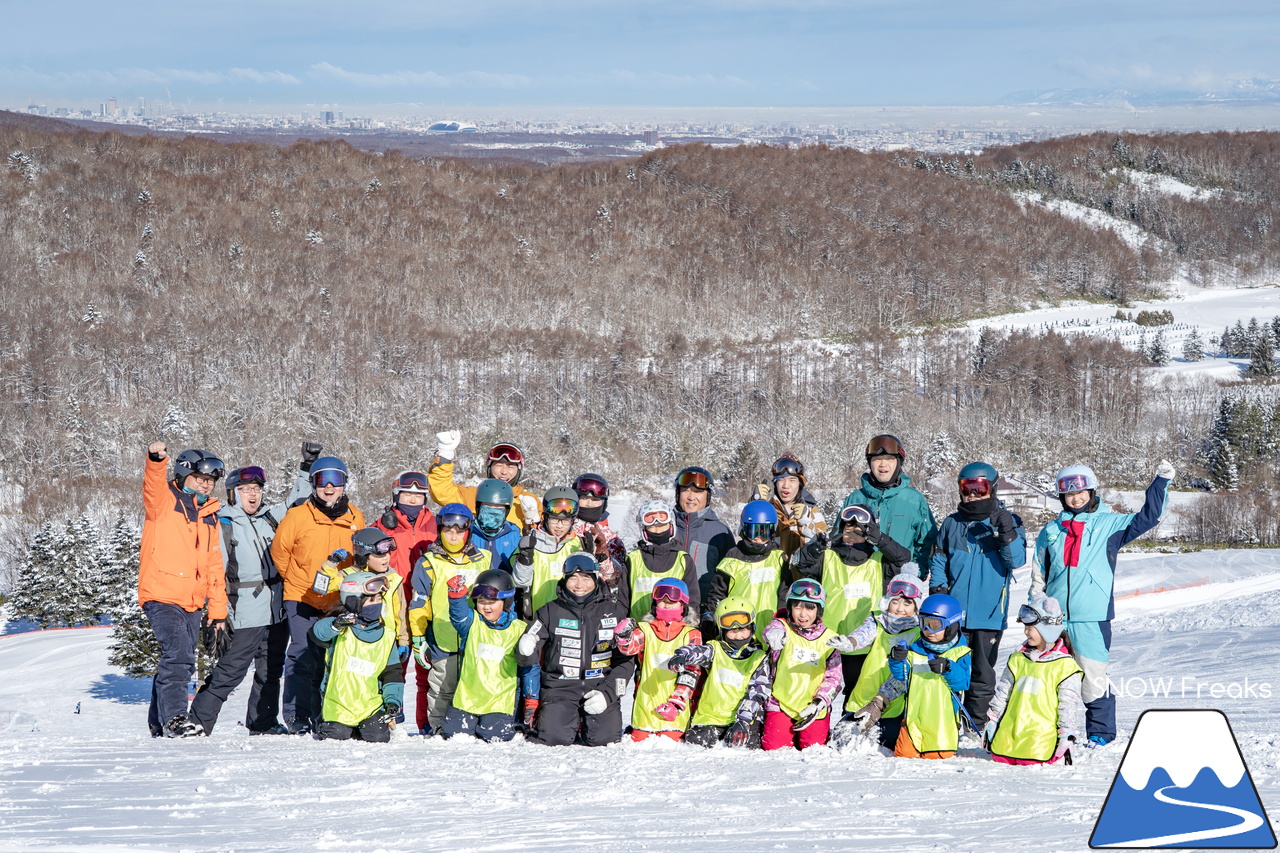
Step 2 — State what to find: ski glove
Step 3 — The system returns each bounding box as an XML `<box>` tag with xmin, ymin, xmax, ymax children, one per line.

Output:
<box><xmin>383</xmin><ymin>701</ymin><xmax>401</xmax><ymax>720</ymax></box>
<box><xmin>413</xmin><ymin>644</ymin><xmax>431</xmax><ymax>670</ymax></box>
<box><xmin>928</xmin><ymin>656</ymin><xmax>951</xmax><ymax>674</ymax></box>
<box><xmin>793</xmin><ymin>700</ymin><xmax>826</xmax><ymax>731</ymax></box>
<box><xmin>763</xmin><ymin>623</ymin><xmax>788</xmax><ymax>651</ymax></box>
<box><xmin>614</xmin><ymin>619</ymin><xmax>643</xmax><ymax>655</ymax></box>
<box><xmin>726</xmin><ymin>720</ymin><xmax>753</xmax><ymax>747</ymax></box>
<box><xmin>517</xmin><ymin>623</ymin><xmax>540</xmax><ymax>658</ymax></box>
<box><xmin>435</xmin><ymin>430</ymin><xmax>461</xmax><ymax>461</ymax></box>
<box><xmin>655</xmin><ymin>683</ymin><xmax>693</xmax><ymax>722</ymax></box>
<box><xmin>380</xmin><ymin>508</ymin><xmax>399</xmax><ymax>530</ymax></box>
<box><xmin>522</xmin><ymin>697</ymin><xmax>540</xmax><ymax>731</ymax></box>
<box><xmin>1156</xmin><ymin>459</ymin><xmax>1176</xmax><ymax>480</ymax></box>
<box><xmin>334</xmin><ymin>612</ymin><xmax>357</xmax><ymax>630</ymax></box>
<box><xmin>1054</xmin><ymin>735</ymin><xmax>1076</xmax><ymax>761</ymax></box>
<box><xmin>328</xmin><ymin>548</ymin><xmax>350</xmax><ymax>564</ymax></box>
<box><xmin>518</xmin><ymin>495</ymin><xmax>541</xmax><ymax>524</ymax></box>
<box><xmin>982</xmin><ymin>721</ymin><xmax>998</xmax><ymax>751</ymax></box>
<box><xmin>889</xmin><ymin>643</ymin><xmax>910</xmax><ymax>662</ymax></box>
<box><xmin>300</xmin><ymin>442</ymin><xmax>323</xmax><ymax>471</ymax></box>
<box><xmin>861</xmin><ymin>519</ymin><xmax>883</xmax><ymax>546</ymax></box>
<box><xmin>666</xmin><ymin>647</ymin><xmax>695</xmax><ymax>671</ymax></box>
<box><xmin>990</xmin><ymin>507</ymin><xmax>1018</xmax><ymax>545</ymax></box>
<box><xmin>827</xmin><ymin>634</ymin><xmax>857</xmax><ymax>654</ymax></box>
<box><xmin>397</xmin><ymin>645</ymin><xmax>411</xmax><ymax>663</ymax></box>
<box><xmin>446</xmin><ymin>575</ymin><xmax>469</xmax><ymax>599</ymax></box>
<box><xmin>516</xmin><ymin>534</ymin><xmax>537</xmax><ymax>566</ymax></box>
<box><xmin>851</xmin><ymin>695</ymin><xmax>886</xmax><ymax>732</ymax></box>
<box><xmin>582</xmin><ymin>690</ymin><xmax>608</xmax><ymax>715</ymax></box>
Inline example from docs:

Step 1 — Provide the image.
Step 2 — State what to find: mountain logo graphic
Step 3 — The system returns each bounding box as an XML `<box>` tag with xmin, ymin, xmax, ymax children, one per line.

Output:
<box><xmin>1090</xmin><ymin>709</ymin><xmax>1277</xmax><ymax>849</ymax></box>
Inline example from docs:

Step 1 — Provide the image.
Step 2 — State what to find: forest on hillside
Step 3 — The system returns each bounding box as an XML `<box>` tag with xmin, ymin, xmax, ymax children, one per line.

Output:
<box><xmin>2</xmin><ymin>116</ymin><xmax>1279</xmax><ymax>558</ymax></box>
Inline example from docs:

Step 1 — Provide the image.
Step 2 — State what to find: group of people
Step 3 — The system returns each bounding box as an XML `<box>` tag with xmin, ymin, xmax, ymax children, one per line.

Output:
<box><xmin>137</xmin><ymin>431</ymin><xmax>1172</xmax><ymax>764</ymax></box>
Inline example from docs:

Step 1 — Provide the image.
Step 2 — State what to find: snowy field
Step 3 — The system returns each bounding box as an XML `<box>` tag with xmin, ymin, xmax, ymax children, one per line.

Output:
<box><xmin>2</xmin><ymin>550</ymin><xmax>1278</xmax><ymax>852</ymax></box>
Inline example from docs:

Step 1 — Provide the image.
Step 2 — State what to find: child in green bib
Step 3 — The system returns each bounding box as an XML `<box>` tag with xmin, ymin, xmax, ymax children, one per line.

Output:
<box><xmin>615</xmin><ymin>577</ymin><xmax>703</xmax><ymax>742</ymax></box>
<box><xmin>984</xmin><ymin>594</ymin><xmax>1083</xmax><ymax>766</ymax></box>
<box><xmin>440</xmin><ymin>568</ymin><xmax>536</xmax><ymax>742</ymax></box>
<box><xmin>841</xmin><ymin>573</ymin><xmax>925</xmax><ymax>750</ymax></box>
<box><xmin>514</xmin><ymin>487</ymin><xmax>589</xmax><ymax>617</ymax></box>
<box><xmin>706</xmin><ymin>500</ymin><xmax>788</xmax><ymax>643</ymax></box>
<box><xmin>664</xmin><ymin>596</ymin><xmax>772</xmax><ymax>748</ymax></box>
<box><xmin>760</xmin><ymin>580</ymin><xmax>843</xmax><ymax>750</ymax></box>
<box><xmin>311</xmin><ymin>572</ymin><xmax>405</xmax><ymax>743</ymax></box>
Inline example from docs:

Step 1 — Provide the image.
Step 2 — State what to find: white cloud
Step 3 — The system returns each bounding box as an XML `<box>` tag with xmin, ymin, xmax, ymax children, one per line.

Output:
<box><xmin>0</xmin><ymin>65</ymin><xmax>300</xmax><ymax>88</ymax></box>
<box><xmin>309</xmin><ymin>62</ymin><xmax>531</xmax><ymax>88</ymax></box>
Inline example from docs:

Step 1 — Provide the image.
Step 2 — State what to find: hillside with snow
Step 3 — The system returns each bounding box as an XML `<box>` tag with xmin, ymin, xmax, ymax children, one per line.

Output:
<box><xmin>2</xmin><ymin>550</ymin><xmax>1278</xmax><ymax>852</ymax></box>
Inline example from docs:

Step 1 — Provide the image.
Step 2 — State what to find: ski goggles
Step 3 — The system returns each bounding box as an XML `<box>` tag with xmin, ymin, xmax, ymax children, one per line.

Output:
<box><xmin>362</xmin><ymin>537</ymin><xmax>397</xmax><ymax>555</ymax></box>
<box><xmin>920</xmin><ymin>611</ymin><xmax>962</xmax><ymax>633</ymax></box>
<box><xmin>544</xmin><ymin>498</ymin><xmax>578</xmax><ymax>517</ymax></box>
<box><xmin>343</xmin><ymin>574</ymin><xmax>388</xmax><ymax>596</ymax></box>
<box><xmin>1018</xmin><ymin>604</ymin><xmax>1063</xmax><ymax>627</ymax></box>
<box><xmin>741</xmin><ymin>522</ymin><xmax>774</xmax><ymax>541</ymax></box>
<box><xmin>394</xmin><ymin>470</ymin><xmax>429</xmax><ymax>492</ymax></box>
<box><xmin>771</xmin><ymin>458</ymin><xmax>804</xmax><ymax>479</ymax></box>
<box><xmin>959</xmin><ymin>478</ymin><xmax>992</xmax><ymax>498</ymax></box>
<box><xmin>789</xmin><ymin>580</ymin><xmax>823</xmax><ymax>601</ymax></box>
<box><xmin>472</xmin><ymin>583</ymin><xmax>516</xmax><ymax>602</ymax></box>
<box><xmin>573</xmin><ymin>476</ymin><xmax>608</xmax><ymax>499</ymax></box>
<box><xmin>865</xmin><ymin>435</ymin><xmax>904</xmax><ymax>459</ymax></box>
<box><xmin>642</xmin><ymin>508</ymin><xmax>673</xmax><ymax>526</ymax></box>
<box><xmin>675</xmin><ymin>470</ymin><xmax>711</xmax><ymax>490</ymax></box>
<box><xmin>839</xmin><ymin>504</ymin><xmax>874</xmax><ymax>526</ymax></box>
<box><xmin>190</xmin><ymin>457</ymin><xmax>226</xmax><ymax>480</ymax></box>
<box><xmin>653</xmin><ymin>585</ymin><xmax>687</xmax><ymax>604</ymax></box>
<box><xmin>1056</xmin><ymin>473</ymin><xmax>1091</xmax><ymax>494</ymax></box>
<box><xmin>487</xmin><ymin>444</ymin><xmax>524</xmax><ymax>465</ymax></box>
<box><xmin>718</xmin><ymin>611</ymin><xmax>753</xmax><ymax>630</ymax></box>
<box><xmin>312</xmin><ymin>469</ymin><xmax>347</xmax><ymax>488</ymax></box>
<box><xmin>886</xmin><ymin>578</ymin><xmax>924</xmax><ymax>600</ymax></box>
<box><xmin>439</xmin><ymin>513</ymin><xmax>472</xmax><ymax>531</ymax></box>
<box><xmin>235</xmin><ymin>466</ymin><xmax>266</xmax><ymax>486</ymax></box>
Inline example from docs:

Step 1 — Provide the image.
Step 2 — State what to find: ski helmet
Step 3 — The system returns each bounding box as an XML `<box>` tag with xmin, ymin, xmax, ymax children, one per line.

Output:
<box><xmin>771</xmin><ymin>454</ymin><xmax>806</xmax><ymax>489</ymax></box>
<box><xmin>714</xmin><ymin>596</ymin><xmax>756</xmax><ymax>649</ymax></box>
<box><xmin>837</xmin><ymin>502</ymin><xmax>875</xmax><ymax>536</ymax></box>
<box><xmin>652</xmin><ymin>578</ymin><xmax>690</xmax><ymax>614</ymax></box>
<box><xmin>958</xmin><ymin>462</ymin><xmax>999</xmax><ymax>498</ymax></box>
<box><xmin>865</xmin><ymin>434</ymin><xmax>906</xmax><ymax>461</ymax></box>
<box><xmin>786</xmin><ymin>578</ymin><xmax>826</xmax><ymax>618</ymax></box>
<box><xmin>637</xmin><ymin>498</ymin><xmax>674</xmax><ymax>536</ymax></box>
<box><xmin>1054</xmin><ymin>464</ymin><xmax>1099</xmax><ymax>495</ymax></box>
<box><xmin>561</xmin><ymin>552</ymin><xmax>600</xmax><ymax>577</ymax></box>
<box><xmin>542</xmin><ymin>486</ymin><xmax>579</xmax><ymax>520</ymax></box>
<box><xmin>470</xmin><ymin>568</ymin><xmax>517</xmax><ymax>610</ymax></box>
<box><xmin>339</xmin><ymin>571</ymin><xmax>387</xmax><ymax>613</ymax></box>
<box><xmin>572</xmin><ymin>472</ymin><xmax>609</xmax><ymax>522</ymax></box>
<box><xmin>486</xmin><ymin>442</ymin><xmax>525</xmax><ymax>485</ymax></box>
<box><xmin>391</xmin><ymin>470</ymin><xmax>429</xmax><ymax>502</ymax></box>
<box><xmin>1017</xmin><ymin>595</ymin><xmax>1066</xmax><ymax>646</ymax></box>
<box><xmin>437</xmin><ymin>503</ymin><xmax>475</xmax><ymax>529</ymax></box>
<box><xmin>352</xmin><ymin>527</ymin><xmax>396</xmax><ymax>560</ymax></box>
<box><xmin>475</xmin><ymin>478</ymin><xmax>515</xmax><ymax>509</ymax></box>
<box><xmin>739</xmin><ymin>500</ymin><xmax>778</xmax><ymax>541</ymax></box>
<box><xmin>225</xmin><ymin>465</ymin><xmax>266</xmax><ymax>504</ymax></box>
<box><xmin>310</xmin><ymin>456</ymin><xmax>348</xmax><ymax>490</ymax></box>
<box><xmin>919</xmin><ymin>593</ymin><xmax>965</xmax><ymax>644</ymax></box>
<box><xmin>173</xmin><ymin>449</ymin><xmax>224</xmax><ymax>486</ymax></box>
<box><xmin>673</xmin><ymin>466</ymin><xmax>715</xmax><ymax>496</ymax></box>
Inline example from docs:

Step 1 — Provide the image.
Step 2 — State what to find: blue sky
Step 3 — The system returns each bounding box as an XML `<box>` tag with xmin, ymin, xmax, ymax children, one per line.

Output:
<box><xmin>5</xmin><ymin>1</ymin><xmax>1280</xmax><ymax>109</ymax></box>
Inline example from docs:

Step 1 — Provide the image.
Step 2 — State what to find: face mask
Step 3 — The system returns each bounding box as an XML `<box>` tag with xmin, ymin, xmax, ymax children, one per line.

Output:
<box><xmin>476</xmin><ymin>505</ymin><xmax>506</xmax><ymax>533</ymax></box>
<box><xmin>397</xmin><ymin>502</ymin><xmax>422</xmax><ymax>523</ymax></box>
<box><xmin>577</xmin><ymin>503</ymin><xmax>605</xmax><ymax>524</ymax></box>
<box><xmin>440</xmin><ymin>533</ymin><xmax>467</xmax><ymax>554</ymax></box>
<box><xmin>880</xmin><ymin>612</ymin><xmax>919</xmax><ymax>634</ymax></box>
<box><xmin>181</xmin><ymin>485</ymin><xmax>209</xmax><ymax>506</ymax></box>
<box><xmin>645</xmin><ymin>528</ymin><xmax>673</xmax><ymax>546</ymax></box>
<box><xmin>655</xmin><ymin>605</ymin><xmax>682</xmax><ymax>622</ymax></box>
<box><xmin>357</xmin><ymin>602</ymin><xmax>383</xmax><ymax>625</ymax></box>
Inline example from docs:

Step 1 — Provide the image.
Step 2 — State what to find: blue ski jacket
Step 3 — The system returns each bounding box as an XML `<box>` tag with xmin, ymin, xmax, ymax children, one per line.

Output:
<box><xmin>929</xmin><ymin>504</ymin><xmax>1026</xmax><ymax>631</ymax></box>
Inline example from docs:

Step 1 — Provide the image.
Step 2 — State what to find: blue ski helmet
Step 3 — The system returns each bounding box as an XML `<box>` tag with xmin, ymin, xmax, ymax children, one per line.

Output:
<box><xmin>740</xmin><ymin>499</ymin><xmax>778</xmax><ymax>541</ymax></box>
<box><xmin>437</xmin><ymin>503</ymin><xmax>474</xmax><ymax>529</ymax></box>
<box><xmin>786</xmin><ymin>578</ymin><xmax>826</xmax><ymax>618</ymax></box>
<box><xmin>919</xmin><ymin>593</ymin><xmax>964</xmax><ymax>643</ymax></box>
<box><xmin>652</xmin><ymin>578</ymin><xmax>690</xmax><ymax>607</ymax></box>
<box><xmin>310</xmin><ymin>456</ymin><xmax>348</xmax><ymax>490</ymax></box>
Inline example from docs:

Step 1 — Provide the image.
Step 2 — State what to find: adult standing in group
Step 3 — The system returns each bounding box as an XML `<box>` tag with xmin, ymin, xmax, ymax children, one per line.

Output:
<box><xmin>841</xmin><ymin>435</ymin><xmax>937</xmax><ymax>573</ymax></box>
<box><xmin>372</xmin><ymin>470</ymin><xmax>438</xmax><ymax>586</ymax></box>
<box><xmin>270</xmin><ymin>453</ymin><xmax>365</xmax><ymax>734</ymax></box>
<box><xmin>139</xmin><ymin>442</ymin><xmax>226</xmax><ymax>738</ymax></box>
<box><xmin>756</xmin><ymin>453</ymin><xmax>827</xmax><ymax>568</ymax></box>
<box><xmin>429</xmin><ymin>430</ymin><xmax>541</xmax><ymax>528</ymax></box>
<box><xmin>188</xmin><ymin>448</ymin><xmax>314</xmax><ymax>736</ymax></box>
<box><xmin>671</xmin><ymin>466</ymin><xmax>735</xmax><ymax>623</ymax></box>
<box><xmin>928</xmin><ymin>462</ymin><xmax>1026</xmax><ymax>724</ymax></box>
<box><xmin>1030</xmin><ymin>461</ymin><xmax>1173</xmax><ymax>746</ymax></box>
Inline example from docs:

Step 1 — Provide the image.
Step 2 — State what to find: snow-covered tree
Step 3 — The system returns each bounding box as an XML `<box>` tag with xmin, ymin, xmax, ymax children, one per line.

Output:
<box><xmin>1182</xmin><ymin>327</ymin><xmax>1205</xmax><ymax>362</ymax></box>
<box><xmin>923</xmin><ymin>431</ymin><xmax>960</xmax><ymax>481</ymax></box>
<box><xmin>1247</xmin><ymin>330</ymin><xmax>1277</xmax><ymax>378</ymax></box>
<box><xmin>7</xmin><ymin>522</ymin><xmax>63</xmax><ymax>627</ymax></box>
<box><xmin>159</xmin><ymin>405</ymin><xmax>190</xmax><ymax>444</ymax></box>
<box><xmin>1148</xmin><ymin>330</ymin><xmax>1170</xmax><ymax>367</ymax></box>
<box><xmin>1209</xmin><ymin>439</ymin><xmax>1239</xmax><ymax>492</ymax></box>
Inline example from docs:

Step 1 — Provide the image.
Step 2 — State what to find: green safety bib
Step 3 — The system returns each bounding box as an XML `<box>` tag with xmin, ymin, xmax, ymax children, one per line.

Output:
<box><xmin>845</xmin><ymin>624</ymin><xmax>921</xmax><ymax>715</ymax></box>
<box><xmin>321</xmin><ymin>624</ymin><xmax>395</xmax><ymax>727</ymax></box>
<box><xmin>991</xmin><ymin>652</ymin><xmax>1082</xmax><ymax>761</ymax></box>
<box><xmin>716</xmin><ymin>550</ymin><xmax>785</xmax><ymax>640</ymax></box>
<box><xmin>530</xmin><ymin>538</ymin><xmax>583</xmax><ymax>615</ymax></box>
<box><xmin>627</xmin><ymin>549</ymin><xmax>690</xmax><ymax>621</ymax></box>
<box><xmin>821</xmin><ymin>549</ymin><xmax>883</xmax><ymax>651</ymax></box>
<box><xmin>631</xmin><ymin>621</ymin><xmax>696</xmax><ymax>732</ymax></box>
<box><xmin>772</xmin><ymin>624</ymin><xmax>836</xmax><ymax>719</ymax></box>
<box><xmin>691</xmin><ymin>640</ymin><xmax>765</xmax><ymax>727</ymax></box>
<box><xmin>453</xmin><ymin>616</ymin><xmax>528</xmax><ymax>717</ymax></box>
<box><xmin>428</xmin><ymin>551</ymin><xmax>493</xmax><ymax>653</ymax></box>
<box><xmin>903</xmin><ymin>645</ymin><xmax>970</xmax><ymax>753</ymax></box>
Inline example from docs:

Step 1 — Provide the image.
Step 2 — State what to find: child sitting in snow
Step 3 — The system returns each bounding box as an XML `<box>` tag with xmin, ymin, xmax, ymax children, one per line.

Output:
<box><xmin>879</xmin><ymin>593</ymin><xmax>972</xmax><ymax>759</ymax></box>
<box><xmin>759</xmin><ymin>579</ymin><xmax>842</xmax><ymax>750</ymax></box>
<box><xmin>311</xmin><ymin>572</ymin><xmax>405</xmax><ymax>743</ymax></box>
<box><xmin>614</xmin><ymin>578</ymin><xmax>703</xmax><ymax>741</ymax></box>
<box><xmin>665</xmin><ymin>597</ymin><xmax>772</xmax><ymax>748</ymax></box>
<box><xmin>984</xmin><ymin>594</ymin><xmax>1083</xmax><ymax>765</ymax></box>
<box><xmin>440</xmin><ymin>568</ymin><xmax>537</xmax><ymax>743</ymax></box>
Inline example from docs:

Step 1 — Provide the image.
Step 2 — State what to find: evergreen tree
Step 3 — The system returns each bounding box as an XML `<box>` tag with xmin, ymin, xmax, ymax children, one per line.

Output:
<box><xmin>1182</xmin><ymin>327</ymin><xmax>1205</xmax><ymax>361</ymax></box>
<box><xmin>108</xmin><ymin>601</ymin><xmax>161</xmax><ymax>679</ymax></box>
<box><xmin>95</xmin><ymin>515</ymin><xmax>141</xmax><ymax>621</ymax></box>
<box><xmin>923</xmin><ymin>431</ymin><xmax>960</xmax><ymax>481</ymax></box>
<box><xmin>1247</xmin><ymin>330</ymin><xmax>1278</xmax><ymax>378</ymax></box>
<box><xmin>1209</xmin><ymin>438</ymin><xmax>1240</xmax><ymax>492</ymax></box>
<box><xmin>1231</xmin><ymin>319</ymin><xmax>1249</xmax><ymax>357</ymax></box>
<box><xmin>1148</xmin><ymin>330</ymin><xmax>1170</xmax><ymax>366</ymax></box>
<box><xmin>8</xmin><ymin>522</ymin><xmax>63</xmax><ymax>628</ymax></box>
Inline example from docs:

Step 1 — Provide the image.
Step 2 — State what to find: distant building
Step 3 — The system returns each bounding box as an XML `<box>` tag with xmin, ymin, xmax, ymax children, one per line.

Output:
<box><xmin>642</xmin><ymin>130</ymin><xmax>660</xmax><ymax>145</ymax></box>
<box><xmin>428</xmin><ymin>120</ymin><xmax>478</xmax><ymax>132</ymax></box>
<box><xmin>322</xmin><ymin>111</ymin><xmax>335</xmax><ymax>125</ymax></box>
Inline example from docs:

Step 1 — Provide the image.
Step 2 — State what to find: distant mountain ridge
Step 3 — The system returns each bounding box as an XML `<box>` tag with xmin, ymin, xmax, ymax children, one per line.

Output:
<box><xmin>1000</xmin><ymin>78</ymin><xmax>1280</xmax><ymax>107</ymax></box>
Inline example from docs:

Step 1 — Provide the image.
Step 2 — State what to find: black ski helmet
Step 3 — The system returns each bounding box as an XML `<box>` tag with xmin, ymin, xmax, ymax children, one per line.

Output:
<box><xmin>173</xmin><ymin>449</ymin><xmax>224</xmax><ymax>486</ymax></box>
<box><xmin>470</xmin><ymin>568</ymin><xmax>517</xmax><ymax>611</ymax></box>
<box><xmin>352</xmin><ymin>527</ymin><xmax>396</xmax><ymax>565</ymax></box>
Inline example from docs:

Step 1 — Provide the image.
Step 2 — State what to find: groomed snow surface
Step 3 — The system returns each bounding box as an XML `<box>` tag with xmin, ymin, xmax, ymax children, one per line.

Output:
<box><xmin>2</xmin><ymin>551</ymin><xmax>1279</xmax><ymax>852</ymax></box>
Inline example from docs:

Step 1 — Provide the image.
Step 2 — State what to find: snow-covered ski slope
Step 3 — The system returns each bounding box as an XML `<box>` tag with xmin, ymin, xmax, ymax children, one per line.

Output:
<box><xmin>2</xmin><ymin>551</ymin><xmax>1278</xmax><ymax>852</ymax></box>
